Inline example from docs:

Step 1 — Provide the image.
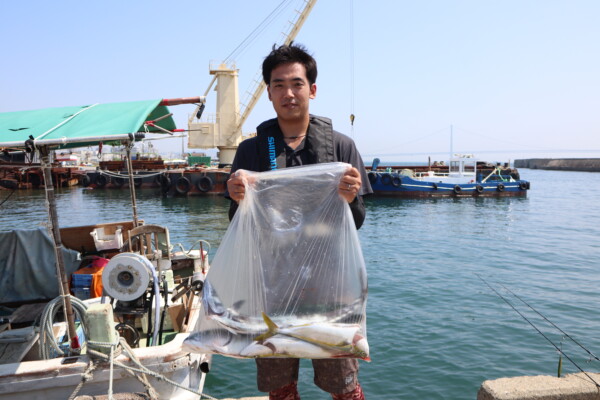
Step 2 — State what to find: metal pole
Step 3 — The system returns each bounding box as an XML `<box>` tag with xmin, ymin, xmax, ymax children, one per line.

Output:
<box><xmin>38</xmin><ymin>146</ymin><xmax>80</xmax><ymax>354</ymax></box>
<box><xmin>160</xmin><ymin>97</ymin><xmax>202</xmax><ymax>106</ymax></box>
<box><xmin>125</xmin><ymin>143</ymin><xmax>139</xmax><ymax>228</ymax></box>
<box><xmin>450</xmin><ymin>124</ymin><xmax>453</xmax><ymax>163</ymax></box>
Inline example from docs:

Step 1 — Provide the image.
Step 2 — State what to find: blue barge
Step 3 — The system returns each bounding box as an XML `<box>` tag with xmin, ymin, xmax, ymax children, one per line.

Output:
<box><xmin>368</xmin><ymin>155</ymin><xmax>530</xmax><ymax>197</ymax></box>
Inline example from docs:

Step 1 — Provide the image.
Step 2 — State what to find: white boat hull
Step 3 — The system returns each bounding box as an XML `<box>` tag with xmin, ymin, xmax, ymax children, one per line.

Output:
<box><xmin>0</xmin><ymin>333</ymin><xmax>210</xmax><ymax>400</ymax></box>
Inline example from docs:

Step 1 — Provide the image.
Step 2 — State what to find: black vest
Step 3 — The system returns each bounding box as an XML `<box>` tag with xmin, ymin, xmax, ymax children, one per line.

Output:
<box><xmin>256</xmin><ymin>115</ymin><xmax>335</xmax><ymax>172</ymax></box>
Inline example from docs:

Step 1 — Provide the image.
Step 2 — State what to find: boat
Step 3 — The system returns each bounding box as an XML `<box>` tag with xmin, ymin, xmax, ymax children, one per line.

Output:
<box><xmin>0</xmin><ymin>99</ymin><xmax>213</xmax><ymax>399</ymax></box>
<box><xmin>83</xmin><ymin>162</ymin><xmax>230</xmax><ymax>196</ymax></box>
<box><xmin>368</xmin><ymin>155</ymin><xmax>530</xmax><ymax>197</ymax></box>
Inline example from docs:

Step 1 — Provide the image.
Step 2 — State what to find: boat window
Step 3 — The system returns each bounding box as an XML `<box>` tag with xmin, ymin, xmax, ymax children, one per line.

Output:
<box><xmin>450</xmin><ymin>161</ymin><xmax>460</xmax><ymax>174</ymax></box>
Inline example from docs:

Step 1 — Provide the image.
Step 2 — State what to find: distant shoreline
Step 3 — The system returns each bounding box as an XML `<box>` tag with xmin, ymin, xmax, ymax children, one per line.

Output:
<box><xmin>514</xmin><ymin>158</ymin><xmax>600</xmax><ymax>172</ymax></box>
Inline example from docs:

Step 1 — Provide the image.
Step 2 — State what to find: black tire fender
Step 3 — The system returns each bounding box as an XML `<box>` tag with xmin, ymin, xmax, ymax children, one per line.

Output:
<box><xmin>519</xmin><ymin>182</ymin><xmax>528</xmax><ymax>190</ymax></box>
<box><xmin>175</xmin><ymin>176</ymin><xmax>191</xmax><ymax>195</ymax></box>
<box><xmin>81</xmin><ymin>174</ymin><xmax>91</xmax><ymax>187</ymax></box>
<box><xmin>453</xmin><ymin>185</ymin><xmax>462</xmax><ymax>194</ymax></box>
<box><xmin>28</xmin><ymin>173</ymin><xmax>42</xmax><ymax>188</ymax></box>
<box><xmin>95</xmin><ymin>174</ymin><xmax>108</xmax><ymax>187</ymax></box>
<box><xmin>380</xmin><ymin>173</ymin><xmax>392</xmax><ymax>186</ymax></box>
<box><xmin>197</xmin><ymin>176</ymin><xmax>214</xmax><ymax>192</ymax></box>
<box><xmin>367</xmin><ymin>171</ymin><xmax>378</xmax><ymax>185</ymax></box>
<box><xmin>497</xmin><ymin>183</ymin><xmax>505</xmax><ymax>192</ymax></box>
<box><xmin>157</xmin><ymin>174</ymin><xmax>171</xmax><ymax>192</ymax></box>
<box><xmin>113</xmin><ymin>176</ymin><xmax>126</xmax><ymax>187</ymax></box>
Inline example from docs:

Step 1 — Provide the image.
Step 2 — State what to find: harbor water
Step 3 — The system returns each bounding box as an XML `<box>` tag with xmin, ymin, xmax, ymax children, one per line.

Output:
<box><xmin>1</xmin><ymin>168</ymin><xmax>600</xmax><ymax>399</ymax></box>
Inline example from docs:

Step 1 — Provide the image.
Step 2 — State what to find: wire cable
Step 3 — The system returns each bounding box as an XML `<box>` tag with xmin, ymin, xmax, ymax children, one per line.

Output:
<box><xmin>499</xmin><ymin>282</ymin><xmax>600</xmax><ymax>362</ymax></box>
<box><xmin>224</xmin><ymin>0</ymin><xmax>293</xmax><ymax>63</ymax></box>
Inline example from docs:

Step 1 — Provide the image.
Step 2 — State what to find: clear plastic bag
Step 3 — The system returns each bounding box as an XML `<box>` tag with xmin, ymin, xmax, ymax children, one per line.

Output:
<box><xmin>184</xmin><ymin>162</ymin><xmax>369</xmax><ymax>360</ymax></box>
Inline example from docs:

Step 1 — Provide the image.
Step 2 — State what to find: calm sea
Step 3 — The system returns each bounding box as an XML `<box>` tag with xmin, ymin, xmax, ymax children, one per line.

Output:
<box><xmin>1</xmin><ymin>168</ymin><xmax>600</xmax><ymax>399</ymax></box>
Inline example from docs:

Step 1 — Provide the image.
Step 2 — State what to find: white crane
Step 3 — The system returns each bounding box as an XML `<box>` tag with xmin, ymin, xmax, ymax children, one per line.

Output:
<box><xmin>187</xmin><ymin>0</ymin><xmax>317</xmax><ymax>166</ymax></box>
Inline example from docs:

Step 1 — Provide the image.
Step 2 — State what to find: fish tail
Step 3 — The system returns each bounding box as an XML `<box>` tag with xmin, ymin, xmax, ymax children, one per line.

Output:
<box><xmin>253</xmin><ymin>312</ymin><xmax>279</xmax><ymax>342</ymax></box>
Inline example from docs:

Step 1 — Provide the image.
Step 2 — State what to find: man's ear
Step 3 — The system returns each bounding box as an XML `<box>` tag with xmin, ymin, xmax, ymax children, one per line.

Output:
<box><xmin>267</xmin><ymin>85</ymin><xmax>272</xmax><ymax>101</ymax></box>
<box><xmin>309</xmin><ymin>83</ymin><xmax>317</xmax><ymax>99</ymax></box>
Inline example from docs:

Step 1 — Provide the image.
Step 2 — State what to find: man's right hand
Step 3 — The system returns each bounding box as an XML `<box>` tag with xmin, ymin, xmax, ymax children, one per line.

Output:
<box><xmin>227</xmin><ymin>170</ymin><xmax>247</xmax><ymax>203</ymax></box>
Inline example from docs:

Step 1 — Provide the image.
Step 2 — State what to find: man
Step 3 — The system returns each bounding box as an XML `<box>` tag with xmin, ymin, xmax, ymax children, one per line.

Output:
<box><xmin>227</xmin><ymin>44</ymin><xmax>372</xmax><ymax>400</ymax></box>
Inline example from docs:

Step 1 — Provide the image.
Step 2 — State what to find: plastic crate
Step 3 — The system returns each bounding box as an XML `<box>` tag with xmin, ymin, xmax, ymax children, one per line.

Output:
<box><xmin>72</xmin><ymin>274</ymin><xmax>93</xmax><ymax>288</ymax></box>
<box><xmin>73</xmin><ymin>287</ymin><xmax>91</xmax><ymax>300</ymax></box>
<box><xmin>90</xmin><ymin>227</ymin><xmax>123</xmax><ymax>251</ymax></box>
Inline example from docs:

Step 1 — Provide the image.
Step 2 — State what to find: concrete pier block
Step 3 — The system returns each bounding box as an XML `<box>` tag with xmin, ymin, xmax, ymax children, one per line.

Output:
<box><xmin>478</xmin><ymin>372</ymin><xmax>600</xmax><ymax>400</ymax></box>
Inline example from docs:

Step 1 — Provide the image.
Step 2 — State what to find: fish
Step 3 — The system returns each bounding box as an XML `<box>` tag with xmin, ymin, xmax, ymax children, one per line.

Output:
<box><xmin>202</xmin><ymin>281</ymin><xmax>369</xmax><ymax>346</ymax></box>
<box><xmin>208</xmin><ymin>313</ymin><xmax>266</xmax><ymax>335</ymax></box>
<box><xmin>253</xmin><ymin>312</ymin><xmax>370</xmax><ymax>361</ymax></box>
<box><xmin>203</xmin><ymin>281</ymin><xmax>265</xmax><ymax>334</ymax></box>
<box><xmin>184</xmin><ymin>329</ymin><xmax>253</xmax><ymax>358</ymax></box>
<box><xmin>240</xmin><ymin>334</ymin><xmax>347</xmax><ymax>359</ymax></box>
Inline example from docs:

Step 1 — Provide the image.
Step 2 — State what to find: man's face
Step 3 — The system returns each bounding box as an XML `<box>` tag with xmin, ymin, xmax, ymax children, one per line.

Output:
<box><xmin>267</xmin><ymin>62</ymin><xmax>317</xmax><ymax>123</ymax></box>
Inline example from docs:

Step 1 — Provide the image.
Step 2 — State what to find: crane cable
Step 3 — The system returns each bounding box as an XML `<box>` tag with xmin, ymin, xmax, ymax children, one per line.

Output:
<box><xmin>224</xmin><ymin>0</ymin><xmax>294</xmax><ymax>63</ymax></box>
<box><xmin>349</xmin><ymin>0</ymin><xmax>356</xmax><ymax>136</ymax></box>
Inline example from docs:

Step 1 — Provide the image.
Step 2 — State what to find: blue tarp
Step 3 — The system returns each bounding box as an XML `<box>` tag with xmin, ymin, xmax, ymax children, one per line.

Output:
<box><xmin>0</xmin><ymin>228</ymin><xmax>80</xmax><ymax>304</ymax></box>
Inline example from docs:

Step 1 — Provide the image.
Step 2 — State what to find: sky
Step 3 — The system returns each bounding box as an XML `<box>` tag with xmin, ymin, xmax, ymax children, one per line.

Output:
<box><xmin>2</xmin><ymin>0</ymin><xmax>599</xmax><ymax>164</ymax></box>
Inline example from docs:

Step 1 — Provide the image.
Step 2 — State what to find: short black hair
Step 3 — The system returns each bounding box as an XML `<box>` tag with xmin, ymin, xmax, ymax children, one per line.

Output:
<box><xmin>262</xmin><ymin>43</ymin><xmax>317</xmax><ymax>85</ymax></box>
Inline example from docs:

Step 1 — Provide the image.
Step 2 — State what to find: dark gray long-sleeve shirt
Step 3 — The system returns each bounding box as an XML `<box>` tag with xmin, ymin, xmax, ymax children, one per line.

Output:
<box><xmin>227</xmin><ymin>125</ymin><xmax>372</xmax><ymax>229</ymax></box>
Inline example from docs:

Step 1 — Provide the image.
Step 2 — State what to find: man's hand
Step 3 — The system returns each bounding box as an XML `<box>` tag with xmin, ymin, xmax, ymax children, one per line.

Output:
<box><xmin>227</xmin><ymin>170</ymin><xmax>247</xmax><ymax>203</ymax></box>
<box><xmin>339</xmin><ymin>167</ymin><xmax>361</xmax><ymax>203</ymax></box>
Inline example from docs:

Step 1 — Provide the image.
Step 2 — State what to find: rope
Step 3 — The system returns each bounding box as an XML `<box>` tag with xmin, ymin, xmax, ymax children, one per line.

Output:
<box><xmin>109</xmin><ymin>343</ymin><xmax>115</xmax><ymax>399</ymax></box>
<box><xmin>67</xmin><ymin>359</ymin><xmax>98</xmax><ymax>400</ymax></box>
<box><xmin>39</xmin><ymin>295</ymin><xmax>89</xmax><ymax>359</ymax></box>
<box><xmin>88</xmin><ymin>337</ymin><xmax>219</xmax><ymax>400</ymax></box>
<box><xmin>43</xmin><ymin>302</ymin><xmax>218</xmax><ymax>399</ymax></box>
<box><xmin>96</xmin><ymin>169</ymin><xmax>167</xmax><ymax>179</ymax></box>
<box><xmin>88</xmin><ymin>337</ymin><xmax>157</xmax><ymax>400</ymax></box>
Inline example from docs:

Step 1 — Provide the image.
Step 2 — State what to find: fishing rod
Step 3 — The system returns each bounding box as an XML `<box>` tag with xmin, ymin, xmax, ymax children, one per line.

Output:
<box><xmin>0</xmin><ymin>188</ymin><xmax>15</xmax><ymax>208</ymax></box>
<box><xmin>475</xmin><ymin>273</ymin><xmax>600</xmax><ymax>387</ymax></box>
<box><xmin>498</xmin><ymin>282</ymin><xmax>600</xmax><ymax>363</ymax></box>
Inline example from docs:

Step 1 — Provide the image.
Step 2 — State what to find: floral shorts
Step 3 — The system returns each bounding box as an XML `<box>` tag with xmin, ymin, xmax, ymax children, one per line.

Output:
<box><xmin>256</xmin><ymin>358</ymin><xmax>359</xmax><ymax>394</ymax></box>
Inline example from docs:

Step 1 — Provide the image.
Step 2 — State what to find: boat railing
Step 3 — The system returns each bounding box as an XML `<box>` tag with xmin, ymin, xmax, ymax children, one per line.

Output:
<box><xmin>412</xmin><ymin>171</ymin><xmax>449</xmax><ymax>178</ymax></box>
<box><xmin>481</xmin><ymin>166</ymin><xmax>515</xmax><ymax>183</ymax></box>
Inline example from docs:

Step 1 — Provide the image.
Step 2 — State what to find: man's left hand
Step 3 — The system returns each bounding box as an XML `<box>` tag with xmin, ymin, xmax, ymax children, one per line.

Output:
<box><xmin>339</xmin><ymin>167</ymin><xmax>361</xmax><ymax>203</ymax></box>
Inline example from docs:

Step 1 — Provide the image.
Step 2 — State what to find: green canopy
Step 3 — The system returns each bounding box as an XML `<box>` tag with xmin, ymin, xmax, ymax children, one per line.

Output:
<box><xmin>0</xmin><ymin>99</ymin><xmax>176</xmax><ymax>150</ymax></box>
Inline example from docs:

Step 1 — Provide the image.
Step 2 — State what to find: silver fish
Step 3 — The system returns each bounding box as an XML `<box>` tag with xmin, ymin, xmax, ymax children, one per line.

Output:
<box><xmin>240</xmin><ymin>334</ymin><xmax>347</xmax><ymax>359</ymax></box>
<box><xmin>254</xmin><ymin>313</ymin><xmax>370</xmax><ymax>361</ymax></box>
<box><xmin>203</xmin><ymin>281</ymin><xmax>264</xmax><ymax>334</ymax></box>
<box><xmin>184</xmin><ymin>329</ymin><xmax>252</xmax><ymax>357</ymax></box>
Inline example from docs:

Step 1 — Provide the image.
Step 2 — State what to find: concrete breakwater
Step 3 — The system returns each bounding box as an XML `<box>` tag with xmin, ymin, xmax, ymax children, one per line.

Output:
<box><xmin>514</xmin><ymin>158</ymin><xmax>600</xmax><ymax>172</ymax></box>
<box><xmin>478</xmin><ymin>372</ymin><xmax>600</xmax><ymax>400</ymax></box>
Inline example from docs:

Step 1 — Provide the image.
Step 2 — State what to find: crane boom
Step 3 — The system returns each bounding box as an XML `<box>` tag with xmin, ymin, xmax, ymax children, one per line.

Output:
<box><xmin>237</xmin><ymin>0</ymin><xmax>318</xmax><ymax>131</ymax></box>
<box><xmin>188</xmin><ymin>0</ymin><xmax>318</xmax><ymax>165</ymax></box>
